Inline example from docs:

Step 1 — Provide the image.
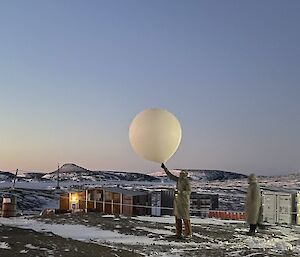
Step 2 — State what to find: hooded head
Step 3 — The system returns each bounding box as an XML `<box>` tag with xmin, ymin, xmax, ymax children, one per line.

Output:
<box><xmin>179</xmin><ymin>170</ymin><xmax>188</xmax><ymax>179</ymax></box>
<box><xmin>248</xmin><ymin>173</ymin><xmax>257</xmax><ymax>184</ymax></box>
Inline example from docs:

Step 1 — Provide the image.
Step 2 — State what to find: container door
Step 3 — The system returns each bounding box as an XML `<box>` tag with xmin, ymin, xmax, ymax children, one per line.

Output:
<box><xmin>59</xmin><ymin>193</ymin><xmax>69</xmax><ymax>210</ymax></box>
<box><xmin>199</xmin><ymin>198</ymin><xmax>211</xmax><ymax>218</ymax></box>
<box><xmin>277</xmin><ymin>194</ymin><xmax>292</xmax><ymax>224</ymax></box>
<box><xmin>262</xmin><ymin>193</ymin><xmax>276</xmax><ymax>224</ymax></box>
<box><xmin>151</xmin><ymin>191</ymin><xmax>161</xmax><ymax>216</ymax></box>
<box><xmin>113</xmin><ymin>193</ymin><xmax>121</xmax><ymax>215</ymax></box>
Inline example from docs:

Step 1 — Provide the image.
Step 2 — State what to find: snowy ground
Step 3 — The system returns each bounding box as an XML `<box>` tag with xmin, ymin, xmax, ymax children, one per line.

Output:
<box><xmin>0</xmin><ymin>223</ymin><xmax>139</xmax><ymax>257</ymax></box>
<box><xmin>1</xmin><ymin>213</ymin><xmax>300</xmax><ymax>257</ymax></box>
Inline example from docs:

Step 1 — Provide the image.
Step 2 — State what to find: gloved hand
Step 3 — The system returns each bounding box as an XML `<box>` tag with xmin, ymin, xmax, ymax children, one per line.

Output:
<box><xmin>161</xmin><ymin>163</ymin><xmax>166</xmax><ymax>169</ymax></box>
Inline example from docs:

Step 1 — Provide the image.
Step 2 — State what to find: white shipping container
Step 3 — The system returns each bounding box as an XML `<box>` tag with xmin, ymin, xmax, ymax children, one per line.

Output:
<box><xmin>276</xmin><ymin>193</ymin><xmax>292</xmax><ymax>225</ymax></box>
<box><xmin>262</xmin><ymin>192</ymin><xmax>295</xmax><ymax>225</ymax></box>
<box><xmin>262</xmin><ymin>193</ymin><xmax>277</xmax><ymax>224</ymax></box>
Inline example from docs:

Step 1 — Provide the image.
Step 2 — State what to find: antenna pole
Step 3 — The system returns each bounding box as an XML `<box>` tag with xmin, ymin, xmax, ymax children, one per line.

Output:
<box><xmin>56</xmin><ymin>163</ymin><xmax>60</xmax><ymax>190</ymax></box>
<box><xmin>12</xmin><ymin>169</ymin><xmax>18</xmax><ymax>190</ymax></box>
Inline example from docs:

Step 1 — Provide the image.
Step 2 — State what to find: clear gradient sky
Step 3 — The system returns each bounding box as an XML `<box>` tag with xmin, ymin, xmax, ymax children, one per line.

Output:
<box><xmin>0</xmin><ymin>1</ymin><xmax>299</xmax><ymax>175</ymax></box>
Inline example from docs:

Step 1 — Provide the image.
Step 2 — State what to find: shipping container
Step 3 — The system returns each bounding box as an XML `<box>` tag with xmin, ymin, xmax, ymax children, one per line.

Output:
<box><xmin>262</xmin><ymin>192</ymin><xmax>277</xmax><ymax>224</ymax></box>
<box><xmin>277</xmin><ymin>193</ymin><xmax>292</xmax><ymax>224</ymax></box>
<box><xmin>262</xmin><ymin>191</ymin><xmax>298</xmax><ymax>225</ymax></box>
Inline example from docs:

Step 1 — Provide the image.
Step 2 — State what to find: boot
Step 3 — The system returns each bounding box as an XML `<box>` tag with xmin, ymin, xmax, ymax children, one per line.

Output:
<box><xmin>246</xmin><ymin>224</ymin><xmax>257</xmax><ymax>236</ymax></box>
<box><xmin>175</xmin><ymin>218</ymin><xmax>183</xmax><ymax>238</ymax></box>
<box><xmin>183</xmin><ymin>219</ymin><xmax>192</xmax><ymax>238</ymax></box>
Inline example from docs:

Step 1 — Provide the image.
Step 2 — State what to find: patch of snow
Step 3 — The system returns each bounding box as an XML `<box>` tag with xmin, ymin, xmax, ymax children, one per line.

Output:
<box><xmin>25</xmin><ymin>243</ymin><xmax>39</xmax><ymax>249</ymax></box>
<box><xmin>133</xmin><ymin>216</ymin><xmax>244</xmax><ymax>226</ymax></box>
<box><xmin>243</xmin><ymin>253</ymin><xmax>263</xmax><ymax>257</ymax></box>
<box><xmin>0</xmin><ymin>217</ymin><xmax>197</xmax><ymax>247</ymax></box>
<box><xmin>102</xmin><ymin>215</ymin><xmax>115</xmax><ymax>218</ymax></box>
<box><xmin>245</xmin><ymin>237</ymin><xmax>293</xmax><ymax>251</ymax></box>
<box><xmin>136</xmin><ymin>227</ymin><xmax>173</xmax><ymax>236</ymax></box>
<box><xmin>24</xmin><ymin>243</ymin><xmax>50</xmax><ymax>251</ymax></box>
<box><xmin>0</xmin><ymin>241</ymin><xmax>11</xmax><ymax>249</ymax></box>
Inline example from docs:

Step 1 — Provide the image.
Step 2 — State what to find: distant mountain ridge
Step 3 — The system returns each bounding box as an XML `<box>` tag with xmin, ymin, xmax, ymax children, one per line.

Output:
<box><xmin>0</xmin><ymin>171</ymin><xmax>15</xmax><ymax>181</ymax></box>
<box><xmin>151</xmin><ymin>169</ymin><xmax>247</xmax><ymax>181</ymax></box>
<box><xmin>42</xmin><ymin>163</ymin><xmax>160</xmax><ymax>182</ymax></box>
<box><xmin>186</xmin><ymin>169</ymin><xmax>248</xmax><ymax>181</ymax></box>
<box><xmin>1</xmin><ymin>164</ymin><xmax>247</xmax><ymax>183</ymax></box>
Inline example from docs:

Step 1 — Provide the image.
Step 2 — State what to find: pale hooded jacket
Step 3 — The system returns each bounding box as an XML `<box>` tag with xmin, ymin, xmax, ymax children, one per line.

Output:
<box><xmin>245</xmin><ymin>174</ymin><xmax>262</xmax><ymax>224</ymax></box>
<box><xmin>164</xmin><ymin>168</ymin><xmax>191</xmax><ymax>219</ymax></box>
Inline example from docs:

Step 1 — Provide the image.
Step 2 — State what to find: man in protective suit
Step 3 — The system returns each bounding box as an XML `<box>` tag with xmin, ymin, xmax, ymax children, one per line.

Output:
<box><xmin>161</xmin><ymin>163</ymin><xmax>192</xmax><ymax>239</ymax></box>
<box><xmin>245</xmin><ymin>173</ymin><xmax>262</xmax><ymax>236</ymax></box>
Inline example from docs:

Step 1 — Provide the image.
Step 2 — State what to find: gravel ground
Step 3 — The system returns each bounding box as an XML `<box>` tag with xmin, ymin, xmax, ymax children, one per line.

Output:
<box><xmin>0</xmin><ymin>224</ymin><xmax>141</xmax><ymax>257</ymax></box>
<box><xmin>0</xmin><ymin>213</ymin><xmax>300</xmax><ymax>257</ymax></box>
<box><xmin>26</xmin><ymin>212</ymin><xmax>300</xmax><ymax>257</ymax></box>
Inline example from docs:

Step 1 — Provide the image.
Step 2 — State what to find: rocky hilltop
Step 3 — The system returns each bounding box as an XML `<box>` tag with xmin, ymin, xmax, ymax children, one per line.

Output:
<box><xmin>42</xmin><ymin>163</ymin><xmax>160</xmax><ymax>182</ymax></box>
<box><xmin>151</xmin><ymin>169</ymin><xmax>247</xmax><ymax>181</ymax></box>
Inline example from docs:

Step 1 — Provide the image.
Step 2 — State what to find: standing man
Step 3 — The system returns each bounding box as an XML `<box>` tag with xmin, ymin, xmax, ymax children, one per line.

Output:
<box><xmin>245</xmin><ymin>173</ymin><xmax>262</xmax><ymax>236</ymax></box>
<box><xmin>161</xmin><ymin>163</ymin><xmax>192</xmax><ymax>239</ymax></box>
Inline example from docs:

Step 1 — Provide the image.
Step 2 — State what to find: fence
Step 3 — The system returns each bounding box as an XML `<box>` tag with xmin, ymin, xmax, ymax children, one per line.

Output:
<box><xmin>208</xmin><ymin>211</ymin><xmax>246</xmax><ymax>220</ymax></box>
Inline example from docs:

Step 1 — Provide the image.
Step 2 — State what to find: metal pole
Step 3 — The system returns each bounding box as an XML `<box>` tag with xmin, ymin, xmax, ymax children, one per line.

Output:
<box><xmin>103</xmin><ymin>190</ymin><xmax>105</xmax><ymax>213</ymax></box>
<box><xmin>56</xmin><ymin>163</ymin><xmax>60</xmax><ymax>190</ymax></box>
<box><xmin>85</xmin><ymin>189</ymin><xmax>88</xmax><ymax>212</ymax></box>
<box><xmin>120</xmin><ymin>193</ymin><xmax>123</xmax><ymax>214</ymax></box>
<box><xmin>12</xmin><ymin>169</ymin><xmax>18</xmax><ymax>190</ymax></box>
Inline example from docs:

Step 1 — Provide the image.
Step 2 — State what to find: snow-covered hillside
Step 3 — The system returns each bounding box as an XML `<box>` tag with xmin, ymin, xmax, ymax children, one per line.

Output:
<box><xmin>42</xmin><ymin>163</ymin><xmax>160</xmax><ymax>182</ymax></box>
<box><xmin>0</xmin><ymin>188</ymin><xmax>59</xmax><ymax>213</ymax></box>
<box><xmin>0</xmin><ymin>171</ymin><xmax>15</xmax><ymax>181</ymax></box>
<box><xmin>151</xmin><ymin>169</ymin><xmax>247</xmax><ymax>181</ymax></box>
<box><xmin>42</xmin><ymin>164</ymin><xmax>248</xmax><ymax>183</ymax></box>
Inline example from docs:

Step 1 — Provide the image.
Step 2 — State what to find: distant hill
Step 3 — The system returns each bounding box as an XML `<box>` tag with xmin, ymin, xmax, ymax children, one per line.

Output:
<box><xmin>151</xmin><ymin>169</ymin><xmax>247</xmax><ymax>181</ymax></box>
<box><xmin>0</xmin><ymin>170</ymin><xmax>46</xmax><ymax>182</ymax></box>
<box><xmin>42</xmin><ymin>163</ymin><xmax>160</xmax><ymax>182</ymax></box>
<box><xmin>0</xmin><ymin>171</ymin><xmax>15</xmax><ymax>181</ymax></box>
<box><xmin>1</xmin><ymin>164</ymin><xmax>247</xmax><ymax>183</ymax></box>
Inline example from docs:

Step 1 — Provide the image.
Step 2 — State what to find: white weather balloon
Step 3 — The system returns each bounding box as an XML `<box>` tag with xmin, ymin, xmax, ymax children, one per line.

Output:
<box><xmin>129</xmin><ymin>108</ymin><xmax>182</xmax><ymax>163</ymax></box>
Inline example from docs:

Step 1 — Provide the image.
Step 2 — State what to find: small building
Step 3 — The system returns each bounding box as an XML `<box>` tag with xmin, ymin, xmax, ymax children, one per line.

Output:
<box><xmin>59</xmin><ymin>187</ymin><xmax>150</xmax><ymax>216</ymax></box>
<box><xmin>59</xmin><ymin>187</ymin><xmax>219</xmax><ymax>218</ymax></box>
